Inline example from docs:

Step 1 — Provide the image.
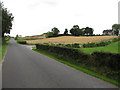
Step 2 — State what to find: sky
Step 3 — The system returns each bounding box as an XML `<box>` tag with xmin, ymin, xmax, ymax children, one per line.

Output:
<box><xmin>2</xmin><ymin>0</ymin><xmax>119</xmax><ymax>37</ymax></box>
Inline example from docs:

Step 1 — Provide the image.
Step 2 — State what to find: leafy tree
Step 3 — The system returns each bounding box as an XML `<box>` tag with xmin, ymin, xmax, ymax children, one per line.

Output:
<box><xmin>81</xmin><ymin>28</ymin><xmax>85</xmax><ymax>35</ymax></box>
<box><xmin>14</xmin><ymin>34</ymin><xmax>19</xmax><ymax>40</ymax></box>
<box><xmin>0</xmin><ymin>2</ymin><xmax>14</xmax><ymax>37</ymax></box>
<box><xmin>70</xmin><ymin>25</ymin><xmax>82</xmax><ymax>36</ymax></box>
<box><xmin>84</xmin><ymin>27</ymin><xmax>94</xmax><ymax>35</ymax></box>
<box><xmin>112</xmin><ymin>24</ymin><xmax>120</xmax><ymax>36</ymax></box>
<box><xmin>0</xmin><ymin>3</ymin><xmax>2</xmax><ymax>38</ymax></box>
<box><xmin>64</xmin><ymin>28</ymin><xmax>68</xmax><ymax>35</ymax></box>
<box><xmin>51</xmin><ymin>27</ymin><xmax>60</xmax><ymax>36</ymax></box>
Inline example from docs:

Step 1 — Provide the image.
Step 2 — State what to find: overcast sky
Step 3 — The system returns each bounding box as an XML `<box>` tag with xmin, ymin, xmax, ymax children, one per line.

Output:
<box><xmin>3</xmin><ymin>0</ymin><xmax>119</xmax><ymax>37</ymax></box>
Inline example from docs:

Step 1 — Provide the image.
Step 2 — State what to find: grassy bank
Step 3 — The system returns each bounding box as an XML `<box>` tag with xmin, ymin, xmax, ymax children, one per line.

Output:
<box><xmin>0</xmin><ymin>38</ymin><xmax>10</xmax><ymax>63</ymax></box>
<box><xmin>32</xmin><ymin>48</ymin><xmax>119</xmax><ymax>87</ymax></box>
<box><xmin>79</xmin><ymin>41</ymin><xmax>120</xmax><ymax>54</ymax></box>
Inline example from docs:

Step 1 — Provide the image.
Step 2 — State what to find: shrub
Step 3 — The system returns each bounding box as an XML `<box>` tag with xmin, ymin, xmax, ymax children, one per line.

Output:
<box><xmin>36</xmin><ymin>44</ymin><xmax>120</xmax><ymax>71</ymax></box>
<box><xmin>17</xmin><ymin>40</ymin><xmax>27</xmax><ymax>44</ymax></box>
<box><xmin>64</xmin><ymin>44</ymin><xmax>72</xmax><ymax>48</ymax></box>
<box><xmin>83</xmin><ymin>42</ymin><xmax>96</xmax><ymax>48</ymax></box>
<box><xmin>36</xmin><ymin>44</ymin><xmax>88</xmax><ymax>63</ymax></box>
<box><xmin>72</xmin><ymin>43</ymin><xmax>80</xmax><ymax>48</ymax></box>
<box><xmin>91</xmin><ymin>52</ymin><xmax>120</xmax><ymax>70</ymax></box>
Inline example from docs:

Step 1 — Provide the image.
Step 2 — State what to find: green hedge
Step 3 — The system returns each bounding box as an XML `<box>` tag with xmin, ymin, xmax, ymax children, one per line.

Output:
<box><xmin>83</xmin><ymin>41</ymin><xmax>110</xmax><ymax>48</ymax></box>
<box><xmin>39</xmin><ymin>38</ymin><xmax>120</xmax><ymax>48</ymax></box>
<box><xmin>17</xmin><ymin>40</ymin><xmax>27</xmax><ymax>44</ymax></box>
<box><xmin>91</xmin><ymin>52</ymin><xmax>120</xmax><ymax>70</ymax></box>
<box><xmin>36</xmin><ymin>44</ymin><xmax>120</xmax><ymax>81</ymax></box>
<box><xmin>36</xmin><ymin>44</ymin><xmax>87</xmax><ymax>62</ymax></box>
<box><xmin>83</xmin><ymin>37</ymin><xmax>120</xmax><ymax>48</ymax></box>
<box><xmin>36</xmin><ymin>44</ymin><xmax>120</xmax><ymax>70</ymax></box>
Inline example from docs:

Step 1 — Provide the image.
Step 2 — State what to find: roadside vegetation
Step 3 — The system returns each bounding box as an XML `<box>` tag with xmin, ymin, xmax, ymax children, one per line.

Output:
<box><xmin>0</xmin><ymin>38</ymin><xmax>2</xmax><ymax>62</ymax></box>
<box><xmin>33</xmin><ymin>46</ymin><xmax>120</xmax><ymax>86</ymax></box>
<box><xmin>0</xmin><ymin>2</ymin><xmax>14</xmax><ymax>63</ymax></box>
<box><xmin>32</xmin><ymin>37</ymin><xmax>120</xmax><ymax>86</ymax></box>
<box><xmin>0</xmin><ymin>37</ymin><xmax>10</xmax><ymax>63</ymax></box>
<box><xmin>33</xmin><ymin>49</ymin><xmax>119</xmax><ymax>86</ymax></box>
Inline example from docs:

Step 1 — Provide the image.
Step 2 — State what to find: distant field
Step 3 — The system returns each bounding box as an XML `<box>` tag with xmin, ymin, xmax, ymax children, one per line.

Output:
<box><xmin>79</xmin><ymin>41</ymin><xmax>120</xmax><ymax>54</ymax></box>
<box><xmin>22</xmin><ymin>34</ymin><xmax>45</xmax><ymax>39</ymax></box>
<box><xmin>26</xmin><ymin>36</ymin><xmax>118</xmax><ymax>44</ymax></box>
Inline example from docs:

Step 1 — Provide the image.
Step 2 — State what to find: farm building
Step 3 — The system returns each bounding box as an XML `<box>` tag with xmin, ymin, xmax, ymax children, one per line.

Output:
<box><xmin>103</xmin><ymin>29</ymin><xmax>113</xmax><ymax>35</ymax></box>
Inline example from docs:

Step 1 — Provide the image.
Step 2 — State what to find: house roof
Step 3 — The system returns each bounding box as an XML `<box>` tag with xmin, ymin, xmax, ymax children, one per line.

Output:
<box><xmin>103</xmin><ymin>30</ymin><xmax>112</xmax><ymax>33</ymax></box>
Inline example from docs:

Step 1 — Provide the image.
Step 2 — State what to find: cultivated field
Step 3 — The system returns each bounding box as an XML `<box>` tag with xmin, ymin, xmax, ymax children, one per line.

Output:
<box><xmin>26</xmin><ymin>36</ymin><xmax>118</xmax><ymax>44</ymax></box>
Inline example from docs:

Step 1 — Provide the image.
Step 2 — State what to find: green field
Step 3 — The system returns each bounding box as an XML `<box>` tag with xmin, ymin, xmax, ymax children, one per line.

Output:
<box><xmin>79</xmin><ymin>41</ymin><xmax>120</xmax><ymax>54</ymax></box>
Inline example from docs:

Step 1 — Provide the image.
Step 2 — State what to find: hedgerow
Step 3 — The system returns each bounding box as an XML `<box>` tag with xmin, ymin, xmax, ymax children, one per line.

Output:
<box><xmin>17</xmin><ymin>40</ymin><xmax>27</xmax><ymax>44</ymax></box>
<box><xmin>36</xmin><ymin>44</ymin><xmax>120</xmax><ymax>82</ymax></box>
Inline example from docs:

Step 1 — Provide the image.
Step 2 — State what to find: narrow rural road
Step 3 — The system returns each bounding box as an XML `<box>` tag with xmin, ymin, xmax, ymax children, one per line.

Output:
<box><xmin>2</xmin><ymin>39</ymin><xmax>118</xmax><ymax>88</ymax></box>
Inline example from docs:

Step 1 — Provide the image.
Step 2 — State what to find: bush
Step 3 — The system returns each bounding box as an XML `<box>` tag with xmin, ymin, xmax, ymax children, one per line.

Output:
<box><xmin>72</xmin><ymin>43</ymin><xmax>80</xmax><ymax>48</ymax></box>
<box><xmin>17</xmin><ymin>40</ymin><xmax>27</xmax><ymax>44</ymax></box>
<box><xmin>36</xmin><ymin>44</ymin><xmax>120</xmax><ymax>71</ymax></box>
<box><xmin>36</xmin><ymin>44</ymin><xmax>88</xmax><ymax>63</ymax></box>
<box><xmin>64</xmin><ymin>44</ymin><xmax>72</xmax><ymax>48</ymax></box>
<box><xmin>91</xmin><ymin>52</ymin><xmax>120</xmax><ymax>70</ymax></box>
<box><xmin>83</xmin><ymin>42</ymin><xmax>96</xmax><ymax>48</ymax></box>
<box><xmin>82</xmin><ymin>38</ymin><xmax>120</xmax><ymax>48</ymax></box>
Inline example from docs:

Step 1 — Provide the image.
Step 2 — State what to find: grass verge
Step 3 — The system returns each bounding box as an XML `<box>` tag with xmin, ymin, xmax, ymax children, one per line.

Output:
<box><xmin>0</xmin><ymin>40</ymin><xmax>9</xmax><ymax>63</ymax></box>
<box><xmin>32</xmin><ymin>48</ymin><xmax>119</xmax><ymax>87</ymax></box>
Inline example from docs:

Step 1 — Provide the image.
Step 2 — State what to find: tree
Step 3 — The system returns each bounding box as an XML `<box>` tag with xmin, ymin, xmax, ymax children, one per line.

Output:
<box><xmin>0</xmin><ymin>2</ymin><xmax>14</xmax><ymax>37</ymax></box>
<box><xmin>14</xmin><ymin>34</ymin><xmax>19</xmax><ymax>40</ymax></box>
<box><xmin>84</xmin><ymin>27</ymin><xmax>94</xmax><ymax>35</ymax></box>
<box><xmin>51</xmin><ymin>27</ymin><xmax>60</xmax><ymax>36</ymax></box>
<box><xmin>0</xmin><ymin>3</ymin><xmax>2</xmax><ymax>38</ymax></box>
<box><xmin>64</xmin><ymin>28</ymin><xmax>68</xmax><ymax>35</ymax></box>
<box><xmin>112</xmin><ymin>24</ymin><xmax>120</xmax><ymax>36</ymax></box>
<box><xmin>70</xmin><ymin>25</ymin><xmax>82</xmax><ymax>36</ymax></box>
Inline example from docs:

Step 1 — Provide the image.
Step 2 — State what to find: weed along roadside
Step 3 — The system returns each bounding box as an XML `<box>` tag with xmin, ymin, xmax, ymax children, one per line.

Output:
<box><xmin>33</xmin><ymin>44</ymin><xmax>120</xmax><ymax>87</ymax></box>
<box><xmin>0</xmin><ymin>37</ymin><xmax>10</xmax><ymax>64</ymax></box>
<box><xmin>0</xmin><ymin>37</ymin><xmax>10</xmax><ymax>90</ymax></box>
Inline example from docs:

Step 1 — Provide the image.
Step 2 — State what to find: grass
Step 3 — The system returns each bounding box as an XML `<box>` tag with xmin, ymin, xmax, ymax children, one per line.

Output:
<box><xmin>0</xmin><ymin>38</ymin><xmax>1</xmax><ymax>62</ymax></box>
<box><xmin>32</xmin><ymin>48</ymin><xmax>119</xmax><ymax>87</ymax></box>
<box><xmin>79</xmin><ymin>41</ymin><xmax>120</xmax><ymax>54</ymax></box>
<box><xmin>0</xmin><ymin>38</ymin><xmax>10</xmax><ymax>63</ymax></box>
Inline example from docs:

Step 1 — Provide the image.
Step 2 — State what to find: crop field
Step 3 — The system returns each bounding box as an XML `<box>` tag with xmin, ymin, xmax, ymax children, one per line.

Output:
<box><xmin>26</xmin><ymin>36</ymin><xmax>118</xmax><ymax>44</ymax></box>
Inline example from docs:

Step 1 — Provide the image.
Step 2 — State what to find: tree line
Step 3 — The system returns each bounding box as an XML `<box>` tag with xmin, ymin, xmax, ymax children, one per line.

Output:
<box><xmin>0</xmin><ymin>2</ymin><xmax>14</xmax><ymax>38</ymax></box>
<box><xmin>112</xmin><ymin>24</ymin><xmax>120</xmax><ymax>36</ymax></box>
<box><xmin>45</xmin><ymin>24</ymin><xmax>120</xmax><ymax>38</ymax></box>
<box><xmin>45</xmin><ymin>25</ymin><xmax>94</xmax><ymax>38</ymax></box>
